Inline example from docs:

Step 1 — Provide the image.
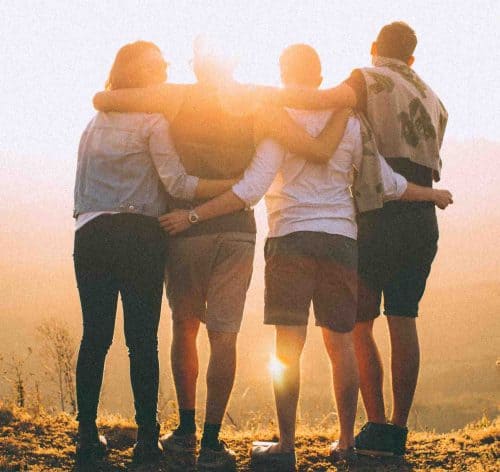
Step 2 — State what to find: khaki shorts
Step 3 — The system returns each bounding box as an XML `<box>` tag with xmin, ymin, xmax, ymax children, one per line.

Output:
<box><xmin>166</xmin><ymin>232</ymin><xmax>256</xmax><ymax>333</ymax></box>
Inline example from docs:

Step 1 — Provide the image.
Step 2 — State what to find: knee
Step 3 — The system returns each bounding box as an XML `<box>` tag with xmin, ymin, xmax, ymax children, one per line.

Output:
<box><xmin>126</xmin><ymin>333</ymin><xmax>158</xmax><ymax>357</ymax></box>
<box><xmin>173</xmin><ymin>318</ymin><xmax>200</xmax><ymax>341</ymax></box>
<box><xmin>323</xmin><ymin>328</ymin><xmax>355</xmax><ymax>358</ymax></box>
<box><xmin>276</xmin><ymin>334</ymin><xmax>306</xmax><ymax>367</ymax></box>
<box><xmin>80</xmin><ymin>331</ymin><xmax>113</xmax><ymax>355</ymax></box>
<box><xmin>207</xmin><ymin>331</ymin><xmax>238</xmax><ymax>363</ymax></box>
<box><xmin>278</xmin><ymin>338</ymin><xmax>304</xmax><ymax>361</ymax></box>
<box><xmin>353</xmin><ymin>320</ymin><xmax>375</xmax><ymax>342</ymax></box>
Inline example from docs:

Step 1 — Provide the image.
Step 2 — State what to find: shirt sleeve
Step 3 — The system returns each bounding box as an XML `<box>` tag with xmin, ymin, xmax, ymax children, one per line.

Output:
<box><xmin>343</xmin><ymin>69</ymin><xmax>367</xmax><ymax>114</ymax></box>
<box><xmin>379</xmin><ymin>155</ymin><xmax>408</xmax><ymax>201</ymax></box>
<box><xmin>148</xmin><ymin>116</ymin><xmax>199</xmax><ymax>200</ymax></box>
<box><xmin>231</xmin><ymin>138</ymin><xmax>285</xmax><ymax>206</ymax></box>
<box><xmin>351</xmin><ymin>118</ymin><xmax>407</xmax><ymax>201</ymax></box>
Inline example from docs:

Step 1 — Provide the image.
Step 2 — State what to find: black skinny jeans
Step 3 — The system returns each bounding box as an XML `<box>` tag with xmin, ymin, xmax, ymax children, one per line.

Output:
<box><xmin>74</xmin><ymin>214</ymin><xmax>167</xmax><ymax>431</ymax></box>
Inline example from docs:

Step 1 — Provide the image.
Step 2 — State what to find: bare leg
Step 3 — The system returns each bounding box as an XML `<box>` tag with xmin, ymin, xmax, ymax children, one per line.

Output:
<box><xmin>353</xmin><ymin>320</ymin><xmax>386</xmax><ymax>424</ymax></box>
<box><xmin>205</xmin><ymin>330</ymin><xmax>238</xmax><ymax>424</ymax></box>
<box><xmin>387</xmin><ymin>316</ymin><xmax>420</xmax><ymax>427</ymax></box>
<box><xmin>322</xmin><ymin>328</ymin><xmax>359</xmax><ymax>448</ymax></box>
<box><xmin>171</xmin><ymin>318</ymin><xmax>200</xmax><ymax>410</ymax></box>
<box><xmin>270</xmin><ymin>325</ymin><xmax>307</xmax><ymax>453</ymax></box>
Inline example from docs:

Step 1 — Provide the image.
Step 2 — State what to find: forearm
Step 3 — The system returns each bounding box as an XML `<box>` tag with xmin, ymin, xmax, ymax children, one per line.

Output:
<box><xmin>195</xmin><ymin>178</ymin><xmax>238</xmax><ymax>199</ymax></box>
<box><xmin>400</xmin><ymin>183</ymin><xmax>436</xmax><ymax>202</ymax></box>
<box><xmin>93</xmin><ymin>83</ymin><xmax>186</xmax><ymax>120</ymax></box>
<box><xmin>254</xmin><ymin>83</ymin><xmax>357</xmax><ymax>110</ymax></box>
<box><xmin>255</xmin><ymin>107</ymin><xmax>350</xmax><ymax>164</ymax></box>
<box><xmin>195</xmin><ymin>190</ymin><xmax>246</xmax><ymax>221</ymax></box>
<box><xmin>392</xmin><ymin>181</ymin><xmax>453</xmax><ymax>210</ymax></box>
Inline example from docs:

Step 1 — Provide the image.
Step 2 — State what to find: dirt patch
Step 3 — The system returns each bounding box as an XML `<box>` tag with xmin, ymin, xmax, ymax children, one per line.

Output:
<box><xmin>0</xmin><ymin>407</ymin><xmax>498</xmax><ymax>471</ymax></box>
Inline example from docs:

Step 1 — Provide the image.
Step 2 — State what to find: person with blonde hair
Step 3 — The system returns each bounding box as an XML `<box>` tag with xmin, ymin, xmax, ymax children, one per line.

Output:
<box><xmin>73</xmin><ymin>40</ymin><xmax>235</xmax><ymax>465</ymax></box>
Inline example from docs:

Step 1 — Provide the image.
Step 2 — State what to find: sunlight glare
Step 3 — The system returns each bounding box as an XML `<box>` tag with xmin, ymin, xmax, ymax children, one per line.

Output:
<box><xmin>268</xmin><ymin>354</ymin><xmax>286</xmax><ymax>382</ymax></box>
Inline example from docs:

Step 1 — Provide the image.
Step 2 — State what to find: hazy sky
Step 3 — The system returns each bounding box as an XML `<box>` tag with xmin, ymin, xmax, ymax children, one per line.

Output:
<box><xmin>1</xmin><ymin>0</ymin><xmax>499</xmax><ymax>166</ymax></box>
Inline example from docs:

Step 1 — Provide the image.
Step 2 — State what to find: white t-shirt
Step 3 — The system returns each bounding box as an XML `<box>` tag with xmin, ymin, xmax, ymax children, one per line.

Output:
<box><xmin>232</xmin><ymin>110</ymin><xmax>407</xmax><ymax>240</ymax></box>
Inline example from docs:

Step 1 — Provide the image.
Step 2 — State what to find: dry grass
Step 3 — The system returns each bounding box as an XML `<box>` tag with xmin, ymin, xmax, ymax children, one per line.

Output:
<box><xmin>0</xmin><ymin>403</ymin><xmax>498</xmax><ymax>471</ymax></box>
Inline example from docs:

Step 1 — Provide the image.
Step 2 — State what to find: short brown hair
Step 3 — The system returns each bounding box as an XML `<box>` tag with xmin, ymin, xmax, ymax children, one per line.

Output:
<box><xmin>279</xmin><ymin>44</ymin><xmax>321</xmax><ymax>86</ymax></box>
<box><xmin>106</xmin><ymin>41</ymin><xmax>164</xmax><ymax>90</ymax></box>
<box><xmin>376</xmin><ymin>22</ymin><xmax>417</xmax><ymax>62</ymax></box>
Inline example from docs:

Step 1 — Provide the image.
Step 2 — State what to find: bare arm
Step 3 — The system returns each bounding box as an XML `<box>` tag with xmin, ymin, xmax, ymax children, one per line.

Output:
<box><xmin>160</xmin><ymin>139</ymin><xmax>285</xmax><ymax>234</ymax></box>
<box><xmin>255</xmin><ymin>83</ymin><xmax>358</xmax><ymax>110</ymax></box>
<box><xmin>255</xmin><ymin>106</ymin><xmax>351</xmax><ymax>164</ymax></box>
<box><xmin>219</xmin><ymin>82</ymin><xmax>357</xmax><ymax>111</ymax></box>
<box><xmin>194</xmin><ymin>178</ymin><xmax>239</xmax><ymax>199</ymax></box>
<box><xmin>194</xmin><ymin>190</ymin><xmax>246</xmax><ymax>221</ymax></box>
<box><xmin>401</xmin><ymin>184</ymin><xmax>453</xmax><ymax>209</ymax></box>
<box><xmin>376</xmin><ymin>150</ymin><xmax>454</xmax><ymax>209</ymax></box>
<box><xmin>93</xmin><ymin>83</ymin><xmax>187</xmax><ymax>122</ymax></box>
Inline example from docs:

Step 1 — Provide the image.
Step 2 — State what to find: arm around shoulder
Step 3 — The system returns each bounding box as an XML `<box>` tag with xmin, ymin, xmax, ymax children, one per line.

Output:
<box><xmin>93</xmin><ymin>83</ymin><xmax>186</xmax><ymax>120</ymax></box>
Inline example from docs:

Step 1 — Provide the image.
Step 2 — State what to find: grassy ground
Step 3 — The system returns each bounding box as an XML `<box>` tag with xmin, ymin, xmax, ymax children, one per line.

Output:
<box><xmin>0</xmin><ymin>405</ymin><xmax>498</xmax><ymax>471</ymax></box>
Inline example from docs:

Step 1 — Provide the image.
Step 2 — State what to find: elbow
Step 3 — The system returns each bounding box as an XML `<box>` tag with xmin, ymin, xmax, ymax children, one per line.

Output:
<box><xmin>93</xmin><ymin>93</ymin><xmax>107</xmax><ymax>111</ymax></box>
<box><xmin>231</xmin><ymin>189</ymin><xmax>260</xmax><ymax>209</ymax></box>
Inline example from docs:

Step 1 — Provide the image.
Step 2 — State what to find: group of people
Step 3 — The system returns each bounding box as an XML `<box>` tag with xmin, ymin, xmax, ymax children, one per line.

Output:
<box><xmin>73</xmin><ymin>21</ymin><xmax>452</xmax><ymax>470</ymax></box>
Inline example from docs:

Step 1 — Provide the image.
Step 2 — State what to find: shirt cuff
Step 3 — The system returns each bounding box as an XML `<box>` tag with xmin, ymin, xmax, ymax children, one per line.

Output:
<box><xmin>393</xmin><ymin>173</ymin><xmax>408</xmax><ymax>199</ymax></box>
<box><xmin>183</xmin><ymin>175</ymin><xmax>199</xmax><ymax>200</ymax></box>
<box><xmin>231</xmin><ymin>181</ymin><xmax>254</xmax><ymax>208</ymax></box>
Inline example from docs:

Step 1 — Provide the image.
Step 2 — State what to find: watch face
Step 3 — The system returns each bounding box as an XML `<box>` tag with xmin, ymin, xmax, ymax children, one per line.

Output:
<box><xmin>188</xmin><ymin>211</ymin><xmax>199</xmax><ymax>224</ymax></box>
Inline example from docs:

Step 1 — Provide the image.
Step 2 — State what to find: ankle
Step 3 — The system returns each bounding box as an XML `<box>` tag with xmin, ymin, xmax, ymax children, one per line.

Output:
<box><xmin>390</xmin><ymin>420</ymin><xmax>408</xmax><ymax>430</ymax></box>
<box><xmin>367</xmin><ymin>416</ymin><xmax>387</xmax><ymax>424</ymax></box>
<box><xmin>390</xmin><ymin>414</ymin><xmax>407</xmax><ymax>428</ymax></box>
<box><xmin>176</xmin><ymin>409</ymin><xmax>196</xmax><ymax>435</ymax></box>
<box><xmin>337</xmin><ymin>434</ymin><xmax>354</xmax><ymax>449</ymax></box>
<box><xmin>201</xmin><ymin>423</ymin><xmax>222</xmax><ymax>450</ymax></box>
<box><xmin>275</xmin><ymin>438</ymin><xmax>295</xmax><ymax>453</ymax></box>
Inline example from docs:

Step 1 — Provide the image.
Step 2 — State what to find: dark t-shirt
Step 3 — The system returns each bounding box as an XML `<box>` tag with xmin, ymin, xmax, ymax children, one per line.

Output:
<box><xmin>168</xmin><ymin>84</ymin><xmax>257</xmax><ymax>237</ymax></box>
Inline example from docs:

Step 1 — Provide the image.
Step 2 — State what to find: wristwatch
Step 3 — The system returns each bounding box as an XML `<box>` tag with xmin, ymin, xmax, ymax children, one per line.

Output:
<box><xmin>188</xmin><ymin>209</ymin><xmax>200</xmax><ymax>224</ymax></box>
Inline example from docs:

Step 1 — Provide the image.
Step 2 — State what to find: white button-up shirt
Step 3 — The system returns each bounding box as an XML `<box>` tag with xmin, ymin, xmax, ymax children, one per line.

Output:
<box><xmin>232</xmin><ymin>110</ymin><xmax>407</xmax><ymax>240</ymax></box>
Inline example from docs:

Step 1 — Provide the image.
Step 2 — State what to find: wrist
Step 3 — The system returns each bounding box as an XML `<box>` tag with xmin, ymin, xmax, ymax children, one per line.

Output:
<box><xmin>430</xmin><ymin>188</ymin><xmax>439</xmax><ymax>203</ymax></box>
<box><xmin>188</xmin><ymin>209</ymin><xmax>200</xmax><ymax>224</ymax></box>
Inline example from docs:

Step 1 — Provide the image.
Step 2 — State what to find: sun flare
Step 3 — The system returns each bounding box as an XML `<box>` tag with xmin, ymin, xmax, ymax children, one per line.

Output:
<box><xmin>268</xmin><ymin>354</ymin><xmax>286</xmax><ymax>382</ymax></box>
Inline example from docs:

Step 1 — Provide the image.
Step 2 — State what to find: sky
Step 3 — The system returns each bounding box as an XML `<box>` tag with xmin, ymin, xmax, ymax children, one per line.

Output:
<box><xmin>0</xmin><ymin>0</ymin><xmax>499</xmax><ymax>185</ymax></box>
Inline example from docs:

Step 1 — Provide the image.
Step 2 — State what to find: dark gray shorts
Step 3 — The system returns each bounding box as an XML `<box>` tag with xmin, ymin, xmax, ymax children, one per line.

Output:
<box><xmin>264</xmin><ymin>231</ymin><xmax>358</xmax><ymax>333</ymax></box>
<box><xmin>166</xmin><ymin>232</ymin><xmax>255</xmax><ymax>333</ymax></box>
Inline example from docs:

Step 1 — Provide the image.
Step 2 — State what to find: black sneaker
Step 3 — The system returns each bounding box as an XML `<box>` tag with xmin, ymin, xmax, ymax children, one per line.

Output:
<box><xmin>76</xmin><ymin>422</ymin><xmax>108</xmax><ymax>464</ymax></box>
<box><xmin>160</xmin><ymin>430</ymin><xmax>197</xmax><ymax>454</ymax></box>
<box><xmin>132</xmin><ymin>424</ymin><xmax>163</xmax><ymax>464</ymax></box>
<box><xmin>355</xmin><ymin>422</ymin><xmax>396</xmax><ymax>457</ymax></box>
<box><xmin>391</xmin><ymin>424</ymin><xmax>409</xmax><ymax>456</ymax></box>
